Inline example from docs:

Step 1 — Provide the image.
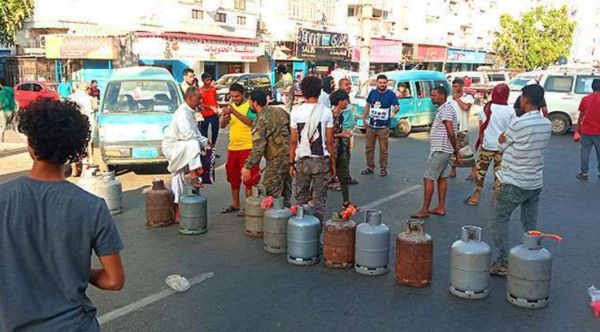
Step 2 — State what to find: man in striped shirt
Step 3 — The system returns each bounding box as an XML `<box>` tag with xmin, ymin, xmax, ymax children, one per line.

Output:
<box><xmin>491</xmin><ymin>84</ymin><xmax>552</xmax><ymax>276</ymax></box>
<box><xmin>412</xmin><ymin>86</ymin><xmax>460</xmax><ymax>219</ymax></box>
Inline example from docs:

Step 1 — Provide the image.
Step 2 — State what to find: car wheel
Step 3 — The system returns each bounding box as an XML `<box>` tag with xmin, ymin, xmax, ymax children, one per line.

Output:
<box><xmin>393</xmin><ymin>119</ymin><xmax>411</xmax><ymax>138</ymax></box>
<box><xmin>549</xmin><ymin>114</ymin><xmax>569</xmax><ymax>135</ymax></box>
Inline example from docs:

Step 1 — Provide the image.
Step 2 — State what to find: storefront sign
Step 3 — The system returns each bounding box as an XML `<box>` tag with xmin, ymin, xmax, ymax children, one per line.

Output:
<box><xmin>415</xmin><ymin>44</ymin><xmax>447</xmax><ymax>62</ymax></box>
<box><xmin>447</xmin><ymin>48</ymin><xmax>486</xmax><ymax>64</ymax></box>
<box><xmin>484</xmin><ymin>52</ymin><xmax>495</xmax><ymax>64</ymax></box>
<box><xmin>45</xmin><ymin>35</ymin><xmax>118</xmax><ymax>60</ymax></box>
<box><xmin>133</xmin><ymin>37</ymin><xmax>260</xmax><ymax>62</ymax></box>
<box><xmin>296</xmin><ymin>28</ymin><xmax>351</xmax><ymax>61</ymax></box>
<box><xmin>352</xmin><ymin>38</ymin><xmax>402</xmax><ymax>63</ymax></box>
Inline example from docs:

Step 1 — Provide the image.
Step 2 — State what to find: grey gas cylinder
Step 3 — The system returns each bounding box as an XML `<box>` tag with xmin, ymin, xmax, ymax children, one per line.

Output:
<box><xmin>179</xmin><ymin>185</ymin><xmax>208</xmax><ymax>235</ymax></box>
<box><xmin>506</xmin><ymin>233</ymin><xmax>553</xmax><ymax>309</ymax></box>
<box><xmin>287</xmin><ymin>205</ymin><xmax>320</xmax><ymax>265</ymax></box>
<box><xmin>354</xmin><ymin>209</ymin><xmax>390</xmax><ymax>276</ymax></box>
<box><xmin>96</xmin><ymin>171</ymin><xmax>123</xmax><ymax>215</ymax></box>
<box><xmin>449</xmin><ymin>225</ymin><xmax>491</xmax><ymax>299</ymax></box>
<box><xmin>245</xmin><ymin>185</ymin><xmax>266</xmax><ymax>238</ymax></box>
<box><xmin>77</xmin><ymin>168</ymin><xmax>100</xmax><ymax>195</ymax></box>
<box><xmin>263</xmin><ymin>197</ymin><xmax>293</xmax><ymax>254</ymax></box>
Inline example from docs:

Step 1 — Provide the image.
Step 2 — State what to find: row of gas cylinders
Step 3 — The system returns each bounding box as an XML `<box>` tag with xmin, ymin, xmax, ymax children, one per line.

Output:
<box><xmin>77</xmin><ymin>168</ymin><xmax>123</xmax><ymax>215</ymax></box>
<box><xmin>243</xmin><ymin>187</ymin><xmax>556</xmax><ymax>309</ymax></box>
<box><xmin>143</xmin><ymin>183</ymin><xmax>556</xmax><ymax>309</ymax></box>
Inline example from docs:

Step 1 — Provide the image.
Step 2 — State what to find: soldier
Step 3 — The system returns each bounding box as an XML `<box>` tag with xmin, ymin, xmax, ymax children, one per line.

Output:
<box><xmin>241</xmin><ymin>90</ymin><xmax>292</xmax><ymax>206</ymax></box>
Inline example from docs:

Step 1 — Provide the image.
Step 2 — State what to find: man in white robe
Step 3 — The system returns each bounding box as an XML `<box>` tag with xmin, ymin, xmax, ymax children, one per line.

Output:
<box><xmin>162</xmin><ymin>86</ymin><xmax>209</xmax><ymax>220</ymax></box>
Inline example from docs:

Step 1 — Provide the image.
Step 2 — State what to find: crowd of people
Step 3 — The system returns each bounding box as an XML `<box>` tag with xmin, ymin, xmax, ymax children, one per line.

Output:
<box><xmin>1</xmin><ymin>67</ymin><xmax>600</xmax><ymax>330</ymax></box>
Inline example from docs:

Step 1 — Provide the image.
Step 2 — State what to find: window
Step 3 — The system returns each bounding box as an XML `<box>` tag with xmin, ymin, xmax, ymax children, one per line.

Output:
<box><xmin>434</xmin><ymin>80</ymin><xmax>450</xmax><ymax>94</ymax></box>
<box><xmin>214</xmin><ymin>12</ymin><xmax>227</xmax><ymax>23</ymax></box>
<box><xmin>415</xmin><ymin>81</ymin><xmax>433</xmax><ymax>98</ymax></box>
<box><xmin>488</xmin><ymin>74</ymin><xmax>506</xmax><ymax>82</ymax></box>
<box><xmin>237</xmin><ymin>16</ymin><xmax>246</xmax><ymax>25</ymax></box>
<box><xmin>544</xmin><ymin>76</ymin><xmax>574</xmax><ymax>93</ymax></box>
<box><xmin>191</xmin><ymin>9</ymin><xmax>203</xmax><ymax>20</ymax></box>
<box><xmin>17</xmin><ymin>83</ymin><xmax>33</xmax><ymax>91</ymax></box>
<box><xmin>32</xmin><ymin>84</ymin><xmax>43</xmax><ymax>92</ymax></box>
<box><xmin>575</xmin><ymin>75</ymin><xmax>600</xmax><ymax>94</ymax></box>
<box><xmin>102</xmin><ymin>80</ymin><xmax>180</xmax><ymax>113</ymax></box>
<box><xmin>396</xmin><ymin>81</ymin><xmax>412</xmax><ymax>99</ymax></box>
<box><xmin>234</xmin><ymin>0</ymin><xmax>246</xmax><ymax>10</ymax></box>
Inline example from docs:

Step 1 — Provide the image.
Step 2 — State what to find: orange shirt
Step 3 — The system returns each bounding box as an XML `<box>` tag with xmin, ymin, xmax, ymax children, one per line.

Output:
<box><xmin>200</xmin><ymin>86</ymin><xmax>218</xmax><ymax>117</ymax></box>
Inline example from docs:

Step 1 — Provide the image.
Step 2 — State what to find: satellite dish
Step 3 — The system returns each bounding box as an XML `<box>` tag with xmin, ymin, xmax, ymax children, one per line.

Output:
<box><xmin>204</xmin><ymin>0</ymin><xmax>221</xmax><ymax>15</ymax></box>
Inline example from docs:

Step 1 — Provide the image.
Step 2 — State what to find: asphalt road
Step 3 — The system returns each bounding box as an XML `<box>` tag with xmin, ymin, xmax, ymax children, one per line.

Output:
<box><xmin>2</xmin><ymin>116</ymin><xmax>599</xmax><ymax>332</ymax></box>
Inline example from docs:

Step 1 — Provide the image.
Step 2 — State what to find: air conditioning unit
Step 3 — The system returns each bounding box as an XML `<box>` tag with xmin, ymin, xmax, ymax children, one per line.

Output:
<box><xmin>38</xmin><ymin>35</ymin><xmax>47</xmax><ymax>48</ymax></box>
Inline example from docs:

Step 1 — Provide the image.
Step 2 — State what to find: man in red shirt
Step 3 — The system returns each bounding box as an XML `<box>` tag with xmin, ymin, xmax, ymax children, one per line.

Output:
<box><xmin>199</xmin><ymin>73</ymin><xmax>221</xmax><ymax>158</ymax></box>
<box><xmin>89</xmin><ymin>80</ymin><xmax>101</xmax><ymax>101</ymax></box>
<box><xmin>576</xmin><ymin>79</ymin><xmax>600</xmax><ymax>180</ymax></box>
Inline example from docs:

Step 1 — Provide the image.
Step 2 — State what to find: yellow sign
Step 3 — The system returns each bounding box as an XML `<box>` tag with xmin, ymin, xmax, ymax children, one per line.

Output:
<box><xmin>45</xmin><ymin>35</ymin><xmax>118</xmax><ymax>60</ymax></box>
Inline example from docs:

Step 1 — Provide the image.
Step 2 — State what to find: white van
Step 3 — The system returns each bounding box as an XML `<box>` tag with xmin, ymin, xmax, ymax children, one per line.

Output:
<box><xmin>509</xmin><ymin>69</ymin><xmax>600</xmax><ymax>134</ymax></box>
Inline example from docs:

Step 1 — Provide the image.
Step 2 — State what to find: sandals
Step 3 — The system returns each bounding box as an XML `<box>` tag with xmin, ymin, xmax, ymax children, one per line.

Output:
<box><xmin>361</xmin><ymin>168</ymin><xmax>374</xmax><ymax>175</ymax></box>
<box><xmin>380</xmin><ymin>169</ymin><xmax>387</xmax><ymax>177</ymax></box>
<box><xmin>221</xmin><ymin>205</ymin><xmax>240</xmax><ymax>214</ymax></box>
<box><xmin>464</xmin><ymin>197</ymin><xmax>479</xmax><ymax>206</ymax></box>
<box><xmin>576</xmin><ymin>173</ymin><xmax>588</xmax><ymax>181</ymax></box>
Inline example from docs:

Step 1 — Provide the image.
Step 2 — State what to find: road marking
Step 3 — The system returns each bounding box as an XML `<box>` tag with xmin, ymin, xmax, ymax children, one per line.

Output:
<box><xmin>360</xmin><ymin>184</ymin><xmax>422</xmax><ymax>210</ymax></box>
<box><xmin>97</xmin><ymin>272</ymin><xmax>214</xmax><ymax>326</ymax></box>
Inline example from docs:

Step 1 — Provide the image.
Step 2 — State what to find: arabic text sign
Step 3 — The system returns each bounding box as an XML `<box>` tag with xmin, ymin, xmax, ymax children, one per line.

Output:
<box><xmin>133</xmin><ymin>38</ymin><xmax>259</xmax><ymax>62</ymax></box>
<box><xmin>45</xmin><ymin>35</ymin><xmax>118</xmax><ymax>59</ymax></box>
<box><xmin>447</xmin><ymin>48</ymin><xmax>485</xmax><ymax>63</ymax></box>
<box><xmin>352</xmin><ymin>38</ymin><xmax>402</xmax><ymax>63</ymax></box>
<box><xmin>296</xmin><ymin>28</ymin><xmax>351</xmax><ymax>61</ymax></box>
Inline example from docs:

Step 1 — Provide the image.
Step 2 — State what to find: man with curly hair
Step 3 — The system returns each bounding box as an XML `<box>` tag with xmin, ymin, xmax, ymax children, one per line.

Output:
<box><xmin>0</xmin><ymin>100</ymin><xmax>125</xmax><ymax>331</ymax></box>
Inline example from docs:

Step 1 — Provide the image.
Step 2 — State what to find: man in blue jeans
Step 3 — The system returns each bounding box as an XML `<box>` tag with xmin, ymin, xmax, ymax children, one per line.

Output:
<box><xmin>490</xmin><ymin>84</ymin><xmax>552</xmax><ymax>276</ymax></box>
<box><xmin>575</xmin><ymin>79</ymin><xmax>600</xmax><ymax>180</ymax></box>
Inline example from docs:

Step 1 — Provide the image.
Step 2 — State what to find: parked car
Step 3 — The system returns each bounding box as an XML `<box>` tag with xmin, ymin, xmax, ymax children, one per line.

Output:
<box><xmin>13</xmin><ymin>81</ymin><xmax>59</xmax><ymax>110</ymax></box>
<box><xmin>215</xmin><ymin>73</ymin><xmax>272</xmax><ymax>106</ymax></box>
<box><xmin>508</xmin><ymin>68</ymin><xmax>600</xmax><ymax>134</ymax></box>
<box><xmin>353</xmin><ymin>70</ymin><xmax>451</xmax><ymax>137</ymax></box>
<box><xmin>95</xmin><ymin>66</ymin><xmax>183</xmax><ymax>170</ymax></box>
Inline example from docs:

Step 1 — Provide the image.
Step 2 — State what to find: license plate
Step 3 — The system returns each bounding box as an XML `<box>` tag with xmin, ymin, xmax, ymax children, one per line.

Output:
<box><xmin>132</xmin><ymin>147</ymin><xmax>158</xmax><ymax>159</ymax></box>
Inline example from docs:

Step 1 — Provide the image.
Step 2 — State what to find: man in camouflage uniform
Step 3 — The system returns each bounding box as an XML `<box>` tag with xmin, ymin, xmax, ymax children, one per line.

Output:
<box><xmin>241</xmin><ymin>90</ymin><xmax>292</xmax><ymax>206</ymax></box>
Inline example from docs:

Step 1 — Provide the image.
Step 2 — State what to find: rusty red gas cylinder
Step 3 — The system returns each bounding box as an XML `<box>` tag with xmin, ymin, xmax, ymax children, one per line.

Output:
<box><xmin>323</xmin><ymin>212</ymin><xmax>357</xmax><ymax>269</ymax></box>
<box><xmin>145</xmin><ymin>179</ymin><xmax>175</xmax><ymax>228</ymax></box>
<box><xmin>395</xmin><ymin>219</ymin><xmax>433</xmax><ymax>288</ymax></box>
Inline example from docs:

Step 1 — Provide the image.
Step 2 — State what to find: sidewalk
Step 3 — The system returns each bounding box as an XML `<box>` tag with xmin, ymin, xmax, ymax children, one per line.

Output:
<box><xmin>0</xmin><ymin>130</ymin><xmax>27</xmax><ymax>156</ymax></box>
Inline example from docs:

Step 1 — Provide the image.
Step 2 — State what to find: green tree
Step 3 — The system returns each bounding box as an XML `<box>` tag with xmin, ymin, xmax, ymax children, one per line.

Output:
<box><xmin>0</xmin><ymin>0</ymin><xmax>34</xmax><ymax>46</ymax></box>
<box><xmin>493</xmin><ymin>5</ymin><xmax>576</xmax><ymax>70</ymax></box>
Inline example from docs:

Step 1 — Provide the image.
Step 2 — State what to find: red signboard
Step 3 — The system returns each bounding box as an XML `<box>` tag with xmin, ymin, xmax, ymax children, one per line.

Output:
<box><xmin>352</xmin><ymin>38</ymin><xmax>403</xmax><ymax>63</ymax></box>
<box><xmin>415</xmin><ymin>44</ymin><xmax>447</xmax><ymax>62</ymax></box>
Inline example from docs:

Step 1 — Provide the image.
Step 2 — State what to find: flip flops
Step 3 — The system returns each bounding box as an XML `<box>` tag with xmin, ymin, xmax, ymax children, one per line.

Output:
<box><xmin>221</xmin><ymin>205</ymin><xmax>240</xmax><ymax>214</ymax></box>
<box><xmin>361</xmin><ymin>168</ymin><xmax>374</xmax><ymax>175</ymax></box>
<box><xmin>464</xmin><ymin>197</ymin><xmax>479</xmax><ymax>206</ymax></box>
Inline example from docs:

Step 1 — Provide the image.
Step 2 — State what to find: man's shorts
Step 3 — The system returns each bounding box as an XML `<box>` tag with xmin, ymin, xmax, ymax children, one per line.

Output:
<box><xmin>226</xmin><ymin>149</ymin><xmax>260</xmax><ymax>189</ymax></box>
<box><xmin>424</xmin><ymin>151</ymin><xmax>453</xmax><ymax>180</ymax></box>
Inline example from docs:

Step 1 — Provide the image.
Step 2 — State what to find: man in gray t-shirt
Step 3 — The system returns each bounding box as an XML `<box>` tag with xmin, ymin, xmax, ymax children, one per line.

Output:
<box><xmin>0</xmin><ymin>99</ymin><xmax>124</xmax><ymax>332</ymax></box>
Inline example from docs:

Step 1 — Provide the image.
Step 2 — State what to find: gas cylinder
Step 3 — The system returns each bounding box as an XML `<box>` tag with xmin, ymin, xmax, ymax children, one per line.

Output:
<box><xmin>179</xmin><ymin>185</ymin><xmax>208</xmax><ymax>235</ymax></box>
<box><xmin>449</xmin><ymin>225</ymin><xmax>491</xmax><ymax>299</ymax></box>
<box><xmin>96</xmin><ymin>171</ymin><xmax>123</xmax><ymax>215</ymax></box>
<box><xmin>395</xmin><ymin>219</ymin><xmax>433</xmax><ymax>288</ymax></box>
<box><xmin>323</xmin><ymin>212</ymin><xmax>356</xmax><ymax>269</ymax></box>
<box><xmin>354</xmin><ymin>209</ymin><xmax>390</xmax><ymax>276</ymax></box>
<box><xmin>77</xmin><ymin>168</ymin><xmax>100</xmax><ymax>195</ymax></box>
<box><xmin>506</xmin><ymin>232</ymin><xmax>554</xmax><ymax>309</ymax></box>
<box><xmin>245</xmin><ymin>185</ymin><xmax>266</xmax><ymax>238</ymax></box>
<box><xmin>145</xmin><ymin>179</ymin><xmax>175</xmax><ymax>228</ymax></box>
<box><xmin>263</xmin><ymin>197</ymin><xmax>293</xmax><ymax>254</ymax></box>
<box><xmin>287</xmin><ymin>205</ymin><xmax>320</xmax><ymax>265</ymax></box>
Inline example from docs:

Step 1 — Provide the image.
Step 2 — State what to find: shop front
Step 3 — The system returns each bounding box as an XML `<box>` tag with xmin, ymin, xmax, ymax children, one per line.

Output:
<box><xmin>133</xmin><ymin>32</ymin><xmax>260</xmax><ymax>81</ymax></box>
<box><xmin>45</xmin><ymin>34</ymin><xmax>119</xmax><ymax>94</ymax></box>
<box><xmin>445</xmin><ymin>48</ymin><xmax>488</xmax><ymax>72</ymax></box>
<box><xmin>352</xmin><ymin>38</ymin><xmax>403</xmax><ymax>73</ymax></box>
<box><xmin>295</xmin><ymin>28</ymin><xmax>352</xmax><ymax>77</ymax></box>
<box><xmin>413</xmin><ymin>44</ymin><xmax>447</xmax><ymax>72</ymax></box>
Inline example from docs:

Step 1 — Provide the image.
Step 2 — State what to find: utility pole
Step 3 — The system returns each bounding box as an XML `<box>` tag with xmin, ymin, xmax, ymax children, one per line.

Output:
<box><xmin>358</xmin><ymin>0</ymin><xmax>373</xmax><ymax>94</ymax></box>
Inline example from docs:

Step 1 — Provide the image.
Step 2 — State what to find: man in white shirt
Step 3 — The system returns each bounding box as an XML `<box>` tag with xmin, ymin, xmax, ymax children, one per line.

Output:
<box><xmin>449</xmin><ymin>78</ymin><xmax>476</xmax><ymax>180</ymax></box>
<box><xmin>490</xmin><ymin>84</ymin><xmax>552</xmax><ymax>276</ymax></box>
<box><xmin>465</xmin><ymin>84</ymin><xmax>515</xmax><ymax>205</ymax></box>
<box><xmin>317</xmin><ymin>75</ymin><xmax>334</xmax><ymax>109</ymax></box>
<box><xmin>162</xmin><ymin>86</ymin><xmax>209</xmax><ymax>222</ymax></box>
<box><xmin>289</xmin><ymin>76</ymin><xmax>335</xmax><ymax>223</ymax></box>
<box><xmin>68</xmin><ymin>82</ymin><xmax>98</xmax><ymax>176</ymax></box>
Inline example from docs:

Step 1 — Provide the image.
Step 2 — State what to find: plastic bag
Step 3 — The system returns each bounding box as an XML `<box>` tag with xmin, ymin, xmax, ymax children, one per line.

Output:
<box><xmin>589</xmin><ymin>285</ymin><xmax>600</xmax><ymax>317</ymax></box>
<box><xmin>165</xmin><ymin>275</ymin><xmax>191</xmax><ymax>292</ymax></box>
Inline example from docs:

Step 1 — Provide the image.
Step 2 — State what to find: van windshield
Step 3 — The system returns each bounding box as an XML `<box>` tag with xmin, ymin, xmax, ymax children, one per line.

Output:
<box><xmin>101</xmin><ymin>80</ymin><xmax>181</xmax><ymax>113</ymax></box>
